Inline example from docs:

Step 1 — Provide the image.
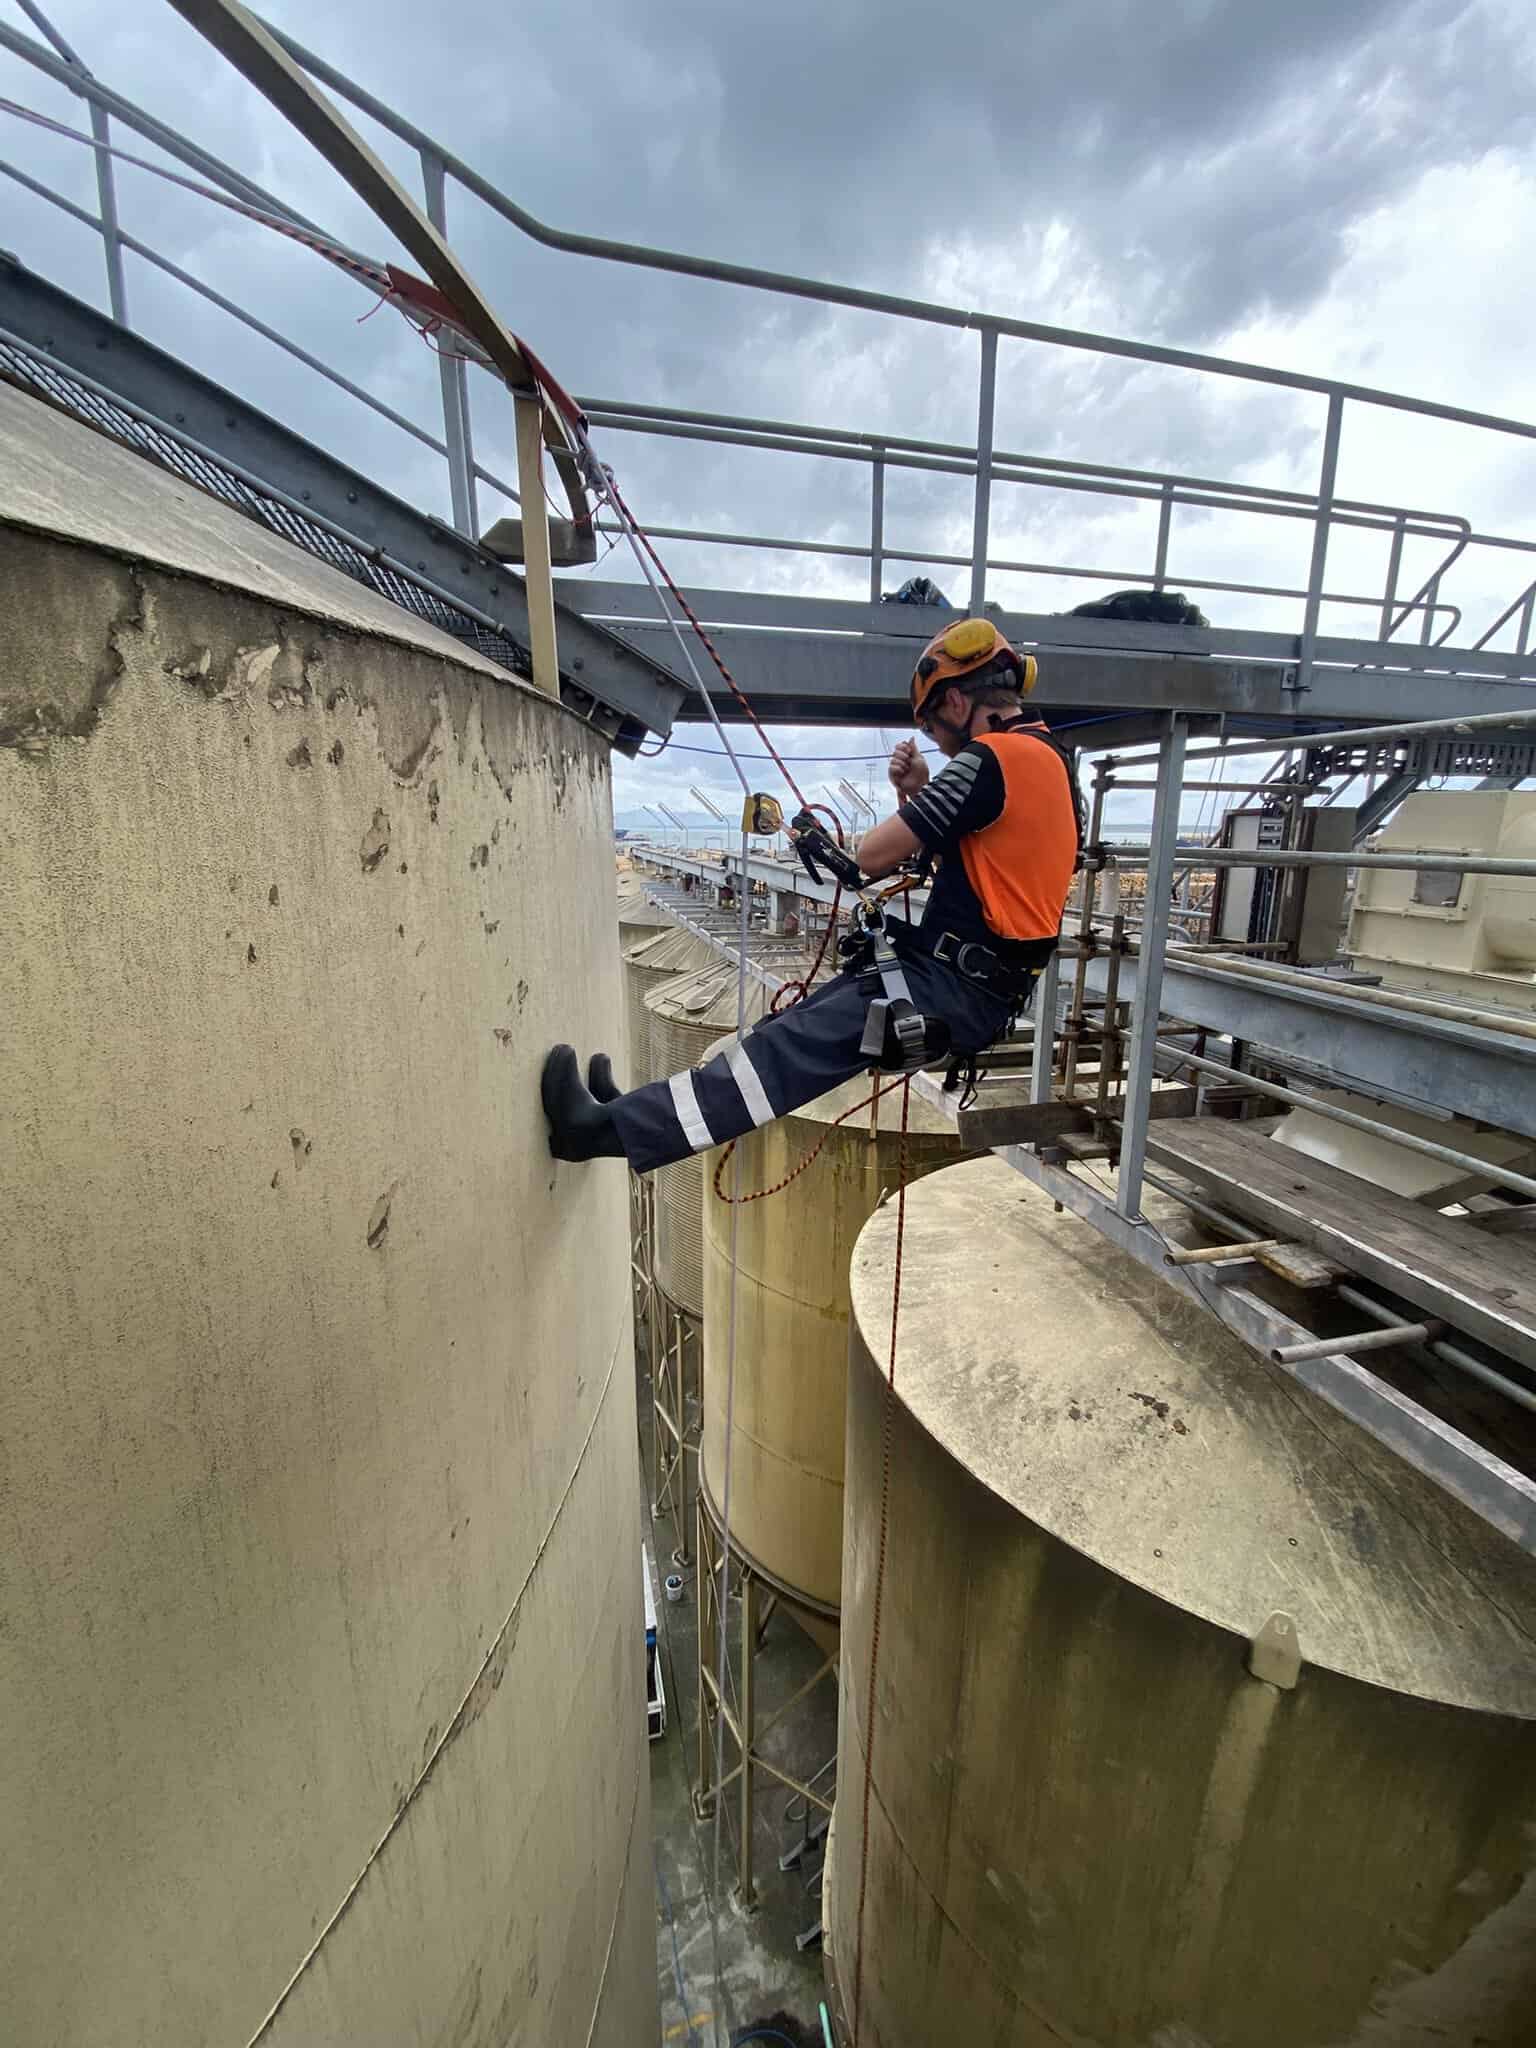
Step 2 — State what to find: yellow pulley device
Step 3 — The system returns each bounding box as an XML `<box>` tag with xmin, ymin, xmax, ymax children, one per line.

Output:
<box><xmin>742</xmin><ymin>792</ymin><xmax>784</xmax><ymax>835</ymax></box>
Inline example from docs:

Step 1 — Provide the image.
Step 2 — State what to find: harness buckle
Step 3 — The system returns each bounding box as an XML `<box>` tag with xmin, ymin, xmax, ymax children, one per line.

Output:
<box><xmin>932</xmin><ymin>930</ymin><xmax>1001</xmax><ymax>990</ymax></box>
<box><xmin>860</xmin><ymin>995</ymin><xmax>952</xmax><ymax>1073</ymax></box>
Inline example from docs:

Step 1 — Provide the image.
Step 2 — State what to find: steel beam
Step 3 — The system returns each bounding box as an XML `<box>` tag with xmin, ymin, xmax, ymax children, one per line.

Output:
<box><xmin>0</xmin><ymin>260</ymin><xmax>687</xmax><ymax>746</ymax></box>
<box><xmin>559</xmin><ymin>578</ymin><xmax>1536</xmax><ymax>686</ymax></box>
<box><xmin>585</xmin><ymin>616</ymin><xmax>1536</xmax><ymax>731</ymax></box>
<box><xmin>1078</xmin><ymin>951</ymin><xmax>1536</xmax><ymax>1142</ymax></box>
<box><xmin>1353</xmin><ymin>763</ymin><xmax>1423</xmax><ymax>842</ymax></box>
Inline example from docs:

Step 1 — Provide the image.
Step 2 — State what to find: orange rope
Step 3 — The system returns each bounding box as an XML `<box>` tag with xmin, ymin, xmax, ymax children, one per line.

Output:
<box><xmin>850</xmin><ymin>1074</ymin><xmax>911</xmax><ymax>2045</ymax></box>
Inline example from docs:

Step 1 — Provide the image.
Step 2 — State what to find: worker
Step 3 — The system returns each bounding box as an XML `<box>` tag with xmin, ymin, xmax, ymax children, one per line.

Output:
<box><xmin>541</xmin><ymin>617</ymin><xmax>1081</xmax><ymax>1168</ymax></box>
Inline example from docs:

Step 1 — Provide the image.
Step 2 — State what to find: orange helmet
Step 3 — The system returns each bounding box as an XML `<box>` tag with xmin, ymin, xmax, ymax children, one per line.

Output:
<box><xmin>909</xmin><ymin>616</ymin><xmax>1037</xmax><ymax>725</ymax></box>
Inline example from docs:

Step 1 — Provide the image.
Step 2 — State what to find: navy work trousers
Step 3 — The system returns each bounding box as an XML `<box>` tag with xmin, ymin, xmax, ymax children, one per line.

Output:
<box><xmin>610</xmin><ymin>952</ymin><xmax>1020</xmax><ymax>1174</ymax></box>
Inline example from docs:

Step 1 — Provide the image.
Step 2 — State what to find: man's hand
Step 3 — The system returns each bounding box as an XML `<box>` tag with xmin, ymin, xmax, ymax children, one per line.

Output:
<box><xmin>889</xmin><ymin>738</ymin><xmax>929</xmax><ymax>799</ymax></box>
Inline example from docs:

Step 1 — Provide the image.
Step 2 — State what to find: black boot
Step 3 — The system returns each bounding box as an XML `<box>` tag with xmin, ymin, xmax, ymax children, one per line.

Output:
<box><xmin>542</xmin><ymin>1045</ymin><xmax>626</xmax><ymax>1162</ymax></box>
<box><xmin>587</xmin><ymin>1052</ymin><xmax>621</xmax><ymax>1103</ymax></box>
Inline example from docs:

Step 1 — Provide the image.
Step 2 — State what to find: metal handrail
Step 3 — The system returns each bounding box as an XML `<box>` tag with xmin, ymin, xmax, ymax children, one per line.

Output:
<box><xmin>0</xmin><ymin>143</ymin><xmax>527</xmax><ymax>508</ymax></box>
<box><xmin>258</xmin><ymin>16</ymin><xmax>1536</xmax><ymax>443</ymax></box>
<box><xmin>4</xmin><ymin>2</ymin><xmax>1536</xmax><ymax>669</ymax></box>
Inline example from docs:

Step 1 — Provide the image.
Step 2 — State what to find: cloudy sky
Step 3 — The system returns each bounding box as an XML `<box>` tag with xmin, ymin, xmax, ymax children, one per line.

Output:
<box><xmin>4</xmin><ymin>0</ymin><xmax>1536</xmax><ymax>833</ymax></box>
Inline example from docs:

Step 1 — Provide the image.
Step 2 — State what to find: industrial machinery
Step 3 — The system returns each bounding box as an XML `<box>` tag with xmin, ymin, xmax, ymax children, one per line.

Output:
<box><xmin>1350</xmin><ymin>790</ymin><xmax>1536</xmax><ymax>1005</ymax></box>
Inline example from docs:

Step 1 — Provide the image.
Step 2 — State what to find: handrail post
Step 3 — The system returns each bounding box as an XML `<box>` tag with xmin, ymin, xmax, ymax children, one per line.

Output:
<box><xmin>1379</xmin><ymin>512</ymin><xmax>1405</xmax><ymax>638</ymax></box>
<box><xmin>14</xmin><ymin>0</ymin><xmax>128</xmax><ymax>324</ymax></box>
<box><xmin>869</xmin><ymin>443</ymin><xmax>885</xmax><ymax>603</ymax></box>
<box><xmin>1117</xmin><ymin>713</ymin><xmax>1185</xmax><ymax>1220</ymax></box>
<box><xmin>89</xmin><ymin>103</ymin><xmax>128</xmax><ymax>326</ymax></box>
<box><xmin>969</xmin><ymin>327</ymin><xmax>997</xmax><ymax>615</ymax></box>
<box><xmin>1296</xmin><ymin>391</ymin><xmax>1343</xmax><ymax>694</ymax></box>
<box><xmin>1422</xmin><ymin>571</ymin><xmax>1441</xmax><ymax>647</ymax></box>
<box><xmin>1030</xmin><ymin>947</ymin><xmax>1061</xmax><ymax>1107</ymax></box>
<box><xmin>1152</xmin><ymin>483</ymin><xmax>1173</xmax><ymax>590</ymax></box>
<box><xmin>419</xmin><ymin>147</ymin><xmax>478</xmax><ymax>539</ymax></box>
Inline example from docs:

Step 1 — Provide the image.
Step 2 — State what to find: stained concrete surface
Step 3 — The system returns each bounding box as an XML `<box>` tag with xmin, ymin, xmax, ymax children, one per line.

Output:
<box><xmin>2</xmin><ymin>380</ymin><xmax>653</xmax><ymax>2048</ymax></box>
<box><xmin>639</xmin><ymin>1368</ymin><xmax>837</xmax><ymax>2045</ymax></box>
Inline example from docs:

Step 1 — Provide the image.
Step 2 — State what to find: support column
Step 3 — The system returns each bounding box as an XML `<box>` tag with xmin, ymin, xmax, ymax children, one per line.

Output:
<box><xmin>1117</xmin><ymin>715</ymin><xmax>1186</xmax><ymax>1218</ymax></box>
<box><xmin>969</xmin><ymin>328</ymin><xmax>998</xmax><ymax>617</ymax></box>
<box><xmin>738</xmin><ymin>1569</ymin><xmax>758</xmax><ymax>1910</ymax></box>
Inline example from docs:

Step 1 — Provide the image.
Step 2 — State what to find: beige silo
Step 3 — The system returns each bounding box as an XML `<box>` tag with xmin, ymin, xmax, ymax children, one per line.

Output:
<box><xmin>0</xmin><ymin>384</ymin><xmax>655</xmax><ymax>2048</ymax></box>
<box><xmin>644</xmin><ymin>958</ymin><xmax>775</xmax><ymax>1320</ymax></box>
<box><xmin>701</xmin><ymin>1072</ymin><xmax>962</xmax><ymax>1614</ymax></box>
<box><xmin>623</xmin><ymin>923</ymin><xmax>718</xmax><ymax>1089</ymax></box>
<box><xmin>617</xmin><ymin>867</ymin><xmax>671</xmax><ymax>957</ymax></box>
<box><xmin>828</xmin><ymin>1154</ymin><xmax>1536</xmax><ymax>2047</ymax></box>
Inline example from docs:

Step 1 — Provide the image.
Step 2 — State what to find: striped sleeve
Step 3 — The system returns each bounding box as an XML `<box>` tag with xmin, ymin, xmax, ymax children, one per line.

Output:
<box><xmin>898</xmin><ymin>743</ymin><xmax>1004</xmax><ymax>851</ymax></box>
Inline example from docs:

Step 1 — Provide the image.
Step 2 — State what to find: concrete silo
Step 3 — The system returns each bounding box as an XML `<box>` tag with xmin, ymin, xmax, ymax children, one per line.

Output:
<box><xmin>623</xmin><ymin>923</ymin><xmax>718</xmax><ymax>1090</ymax></box>
<box><xmin>828</xmin><ymin>1154</ymin><xmax>1536</xmax><ymax>2047</ymax></box>
<box><xmin>616</xmin><ymin>869</ymin><xmax>671</xmax><ymax>959</ymax></box>
<box><xmin>641</xmin><ymin>959</ymin><xmax>776</xmax><ymax>1564</ymax></box>
<box><xmin>701</xmin><ymin>1073</ymin><xmax>962</xmax><ymax>1616</ymax></box>
<box><xmin>697</xmin><ymin>1070</ymin><xmax>963</xmax><ymax>1905</ymax></box>
<box><xmin>0</xmin><ymin>385</ymin><xmax>656</xmax><ymax>2048</ymax></box>
<box><xmin>645</xmin><ymin>960</ymin><xmax>777</xmax><ymax>1327</ymax></box>
<box><xmin>621</xmin><ymin>924</ymin><xmax>718</xmax><ymax>1541</ymax></box>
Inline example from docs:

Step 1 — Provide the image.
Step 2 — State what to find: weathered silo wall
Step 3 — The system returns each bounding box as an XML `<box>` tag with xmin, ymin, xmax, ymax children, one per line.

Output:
<box><xmin>830</xmin><ymin>1154</ymin><xmax>1536</xmax><ymax>2047</ymax></box>
<box><xmin>701</xmin><ymin>1072</ymin><xmax>961</xmax><ymax>1613</ymax></box>
<box><xmin>0</xmin><ymin>385</ymin><xmax>656</xmax><ymax>2048</ymax></box>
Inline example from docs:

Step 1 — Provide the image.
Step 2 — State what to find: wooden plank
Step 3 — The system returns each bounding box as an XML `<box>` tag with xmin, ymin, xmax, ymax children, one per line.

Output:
<box><xmin>1058</xmin><ymin>1132</ymin><xmax>1113</xmax><ymax>1161</ymax></box>
<box><xmin>1467</xmin><ymin>1203</ymin><xmax>1536</xmax><ymax>1238</ymax></box>
<box><xmin>1255</xmin><ymin>1242</ymin><xmax>1347</xmax><ymax>1290</ymax></box>
<box><xmin>959</xmin><ymin>1085</ymin><xmax>1197</xmax><ymax>1152</ymax></box>
<box><xmin>1145</xmin><ymin>1118</ymin><xmax>1536</xmax><ymax>1371</ymax></box>
<box><xmin>514</xmin><ymin>392</ymin><xmax>560</xmax><ymax>698</ymax></box>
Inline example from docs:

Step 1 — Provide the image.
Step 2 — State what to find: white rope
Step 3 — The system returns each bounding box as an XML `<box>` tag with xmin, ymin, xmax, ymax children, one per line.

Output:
<box><xmin>0</xmin><ymin>94</ymin><xmax>364</xmax><ymax>260</ymax></box>
<box><xmin>569</xmin><ymin>433</ymin><xmax>752</xmax><ymax>798</ymax></box>
<box><xmin>704</xmin><ymin>832</ymin><xmax>753</xmax><ymax>2047</ymax></box>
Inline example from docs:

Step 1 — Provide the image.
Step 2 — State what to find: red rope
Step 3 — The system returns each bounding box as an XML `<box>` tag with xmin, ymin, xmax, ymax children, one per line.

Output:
<box><xmin>600</xmin><ymin>473</ymin><xmax>811</xmax><ymax>812</ymax></box>
<box><xmin>850</xmin><ymin>1074</ymin><xmax>911</xmax><ymax>2046</ymax></box>
<box><xmin>710</xmin><ymin>1072</ymin><xmax>906</xmax><ymax>1205</ymax></box>
<box><xmin>772</xmin><ymin>883</ymin><xmax>841</xmax><ymax>1012</ymax></box>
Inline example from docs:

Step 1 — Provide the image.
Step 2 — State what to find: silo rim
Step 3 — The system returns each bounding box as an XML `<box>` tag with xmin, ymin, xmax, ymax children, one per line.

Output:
<box><xmin>849</xmin><ymin>1155</ymin><xmax>1536</xmax><ymax>1718</ymax></box>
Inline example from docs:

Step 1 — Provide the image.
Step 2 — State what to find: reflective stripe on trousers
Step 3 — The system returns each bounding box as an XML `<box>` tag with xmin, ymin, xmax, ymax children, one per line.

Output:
<box><xmin>609</xmin><ymin>955</ymin><xmax>1017</xmax><ymax>1175</ymax></box>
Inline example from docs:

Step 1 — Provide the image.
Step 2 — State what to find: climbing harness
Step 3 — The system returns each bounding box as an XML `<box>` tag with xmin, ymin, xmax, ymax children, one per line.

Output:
<box><xmin>783</xmin><ymin>811</ymin><xmax>955</xmax><ymax>1075</ymax></box>
<box><xmin>845</xmin><ymin>905</ymin><xmax>952</xmax><ymax>1076</ymax></box>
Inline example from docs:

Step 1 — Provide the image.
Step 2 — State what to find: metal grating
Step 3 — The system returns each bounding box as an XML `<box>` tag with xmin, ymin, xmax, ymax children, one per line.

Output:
<box><xmin>0</xmin><ymin>339</ymin><xmax>632</xmax><ymax>741</ymax></box>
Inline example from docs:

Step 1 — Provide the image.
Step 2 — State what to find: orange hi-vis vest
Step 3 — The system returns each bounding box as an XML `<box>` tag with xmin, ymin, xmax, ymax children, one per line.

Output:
<box><xmin>958</xmin><ymin>725</ymin><xmax>1079</xmax><ymax>943</ymax></box>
